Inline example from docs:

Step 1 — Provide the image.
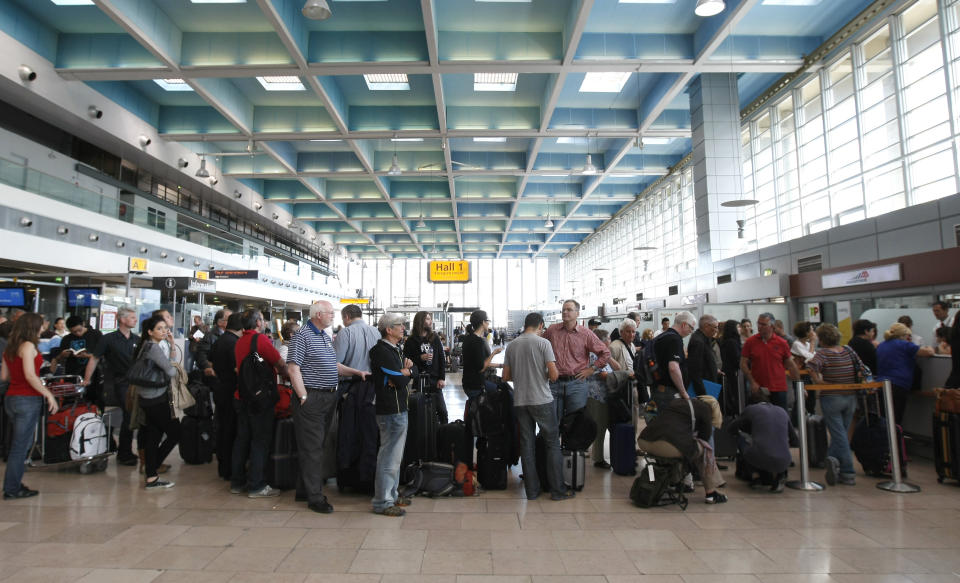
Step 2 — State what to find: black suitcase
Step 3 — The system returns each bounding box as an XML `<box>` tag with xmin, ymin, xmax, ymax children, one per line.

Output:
<box><xmin>534</xmin><ymin>433</ymin><xmax>585</xmax><ymax>491</ymax></box>
<box><xmin>714</xmin><ymin>417</ymin><xmax>738</xmax><ymax>460</ymax></box>
<box><xmin>806</xmin><ymin>415</ymin><xmax>827</xmax><ymax>469</ymax></box>
<box><xmin>402</xmin><ymin>391</ymin><xmax>439</xmax><ymax>477</ymax></box>
<box><xmin>610</xmin><ymin>422</ymin><xmax>636</xmax><ymax>476</ymax></box>
<box><xmin>337</xmin><ymin>380</ymin><xmax>378</xmax><ymax>493</ymax></box>
<box><xmin>437</xmin><ymin>420</ymin><xmax>472</xmax><ymax>466</ymax></box>
<box><xmin>477</xmin><ymin>433</ymin><xmax>508</xmax><ymax>489</ymax></box>
<box><xmin>179</xmin><ymin>416</ymin><xmax>214</xmax><ymax>464</ymax></box>
<box><xmin>933</xmin><ymin>412</ymin><xmax>960</xmax><ymax>483</ymax></box>
<box><xmin>267</xmin><ymin>417</ymin><xmax>299</xmax><ymax>490</ymax></box>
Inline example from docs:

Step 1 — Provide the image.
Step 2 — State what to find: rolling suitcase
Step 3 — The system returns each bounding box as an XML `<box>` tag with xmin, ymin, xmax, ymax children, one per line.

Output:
<box><xmin>337</xmin><ymin>380</ymin><xmax>378</xmax><ymax>493</ymax></box>
<box><xmin>437</xmin><ymin>419</ymin><xmax>472</xmax><ymax>466</ymax></box>
<box><xmin>610</xmin><ymin>422</ymin><xmax>637</xmax><ymax>476</ymax></box>
<box><xmin>179</xmin><ymin>415</ymin><xmax>214</xmax><ymax>464</ymax></box>
<box><xmin>267</xmin><ymin>417</ymin><xmax>299</xmax><ymax>490</ymax></box>
<box><xmin>477</xmin><ymin>433</ymin><xmax>508</xmax><ymax>490</ymax></box>
<box><xmin>806</xmin><ymin>415</ymin><xmax>828</xmax><ymax>469</ymax></box>
<box><xmin>561</xmin><ymin>449</ymin><xmax>586</xmax><ymax>491</ymax></box>
<box><xmin>402</xmin><ymin>390</ymin><xmax>439</xmax><ymax>479</ymax></box>
<box><xmin>933</xmin><ymin>411</ymin><xmax>960</xmax><ymax>483</ymax></box>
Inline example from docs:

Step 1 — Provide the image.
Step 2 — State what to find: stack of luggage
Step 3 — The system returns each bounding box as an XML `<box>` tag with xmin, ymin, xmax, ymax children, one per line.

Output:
<box><xmin>933</xmin><ymin>388</ymin><xmax>960</xmax><ymax>483</ymax></box>
<box><xmin>180</xmin><ymin>372</ymin><xmax>215</xmax><ymax>465</ymax></box>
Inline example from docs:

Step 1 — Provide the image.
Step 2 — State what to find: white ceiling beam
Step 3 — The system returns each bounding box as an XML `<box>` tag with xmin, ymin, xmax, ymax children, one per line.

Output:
<box><xmin>497</xmin><ymin>137</ymin><xmax>543</xmax><ymax>258</ymax></box>
<box><xmin>160</xmin><ymin>128</ymin><xmax>692</xmax><ymax>142</ymax></box>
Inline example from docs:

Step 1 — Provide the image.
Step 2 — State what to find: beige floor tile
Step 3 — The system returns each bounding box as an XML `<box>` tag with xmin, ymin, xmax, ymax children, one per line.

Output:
<box><xmin>756</xmin><ymin>576</ymin><xmax>840</xmax><ymax>583</ymax></box>
<box><xmin>232</xmin><ymin>527</ymin><xmax>308</xmax><ymax>548</ymax></box>
<box><xmin>550</xmin><ymin>529</ymin><xmax>620</xmax><ymax>550</ymax></box>
<box><xmin>283</xmin><ymin>511</ymin><xmax>350</xmax><ymax>529</ymax></box>
<box><xmin>906</xmin><ymin>576</ymin><xmax>960</xmax><ymax>583</ymax></box>
<box><xmin>488</xmin><ymin>530</ymin><xmax>557</xmax><ymax>551</ymax></box>
<box><xmin>2</xmin><ymin>567</ymin><xmax>92</xmax><ymax>583</ymax></box>
<box><xmin>459</xmin><ymin>513</ymin><xmax>520</xmax><ymax>530</ymax></box>
<box><xmin>633</xmin><ymin>551</ymin><xmax>713</xmax><ymax>575</ymax></box>
<box><xmin>403</xmin><ymin>514</ymin><xmax>465</xmax><ymax>530</ymax></box>
<box><xmin>276</xmin><ymin>548</ymin><xmax>358</xmax><ymax>573</ymax></box>
<box><xmin>687</xmin><ymin>513</ymin><xmax>761</xmax><ymax>530</ymax></box>
<box><xmin>531</xmin><ymin>577</ymin><xmax>606</xmax><ymax>583</ymax></box>
<box><xmin>738</xmin><ymin>529</ymin><xmax>810</xmax><ymax>550</ymax></box>
<box><xmin>380</xmin><ymin>576</ymin><xmax>455</xmax><ymax>583</ymax></box>
<box><xmin>297</xmin><ymin>528</ymin><xmax>368</xmax><ymax>549</ymax></box>
<box><xmin>519</xmin><ymin>513</ymin><xmax>580</xmax><ymax>530</ymax></box>
<box><xmin>558</xmin><ymin>549</ymin><xmax>639</xmax><ymax>575</ymax></box>
<box><xmin>491</xmin><ymin>550</ymin><xmax>566</xmax><ymax>575</ymax></box>
<box><xmin>342</xmin><ymin>512</ymin><xmax>406</xmax><ymax>530</ymax></box>
<box><xmin>106</xmin><ymin>524</ymin><xmax>190</xmax><ymax>546</ymax></box>
<box><xmin>204</xmin><ymin>546</ymin><xmax>289</xmax><ymax>573</ymax></box>
<box><xmin>829</xmin><ymin>549</ymin><xmax>929</xmax><ymax>574</ymax></box>
<box><xmin>674</xmin><ymin>529</ymin><xmax>751</xmax><ymax>550</ymax></box>
<box><xmin>134</xmin><ymin>545</ymin><xmax>225</xmax><ymax>570</ymax></box>
<box><xmin>426</xmin><ymin>529</ymin><xmax>492</xmax><ymax>551</ymax></box>
<box><xmin>153</xmin><ymin>570</ymin><xmax>233</xmax><ymax>583</ymax></box>
<box><xmin>349</xmin><ymin>549</ymin><xmax>424</xmax><ymax>574</ymax></box>
<box><xmin>169</xmin><ymin>525</ymin><xmax>246</xmax><ymax>547</ymax></box>
<box><xmin>457</xmin><ymin>577</ymin><xmax>529</xmax><ymax>583</ymax></box>
<box><xmin>794</xmin><ymin>528</ymin><xmax>883</xmax><ymax>549</ymax></box>
<box><xmin>421</xmin><ymin>550</ymin><xmax>493</xmax><ymax>574</ymax></box>
<box><xmin>829</xmin><ymin>576</ymin><xmax>915</xmax><ymax>583</ymax></box>
<box><xmin>759</xmin><ymin>549</ymin><xmax>859</xmax><ymax>574</ymax></box>
<box><xmin>430</xmin><ymin>499</ymin><xmax>486</xmax><ymax>513</ymax></box>
<box><xmin>613</xmin><ymin>529</ymin><xmax>688</xmax><ymax>551</ymax></box>
<box><xmin>229</xmin><ymin>574</ymin><xmax>307</xmax><ymax>583</ymax></box>
<box><xmin>576</xmin><ymin>512</ymin><xmax>640</xmax><ymax>530</ymax></box>
<box><xmin>485</xmin><ymin>499</ymin><xmax>542</xmax><ymax>514</ymax></box>
<box><xmin>44</xmin><ymin>523</ymin><xmax>132</xmax><ymax>544</ymax></box>
<box><xmin>302</xmin><ymin>575</ymin><xmax>380</xmax><ymax>583</ymax></box>
<box><xmin>363</xmin><ymin>528</ymin><xmax>428</xmax><ymax>550</ymax></box>
<box><xmin>71</xmin><ymin>543</ymin><xmax>161</xmax><ymax>569</ymax></box>
<box><xmin>606</xmin><ymin>577</ymin><xmax>685</xmax><ymax>583</ymax></box>
<box><xmin>74</xmin><ymin>568</ymin><xmax>162</xmax><ymax>583</ymax></box>
<box><xmin>681</xmin><ymin>576</ymin><xmax>761</xmax><ymax>583</ymax></box>
<box><xmin>695</xmin><ymin>549</ymin><xmax>781</xmax><ymax>574</ymax></box>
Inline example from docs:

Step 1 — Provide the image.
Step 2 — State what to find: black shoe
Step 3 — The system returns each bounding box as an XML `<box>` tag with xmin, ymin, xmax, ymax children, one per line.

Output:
<box><xmin>117</xmin><ymin>455</ymin><xmax>138</xmax><ymax>466</ymax></box>
<box><xmin>4</xmin><ymin>486</ymin><xmax>39</xmax><ymax>500</ymax></box>
<box><xmin>550</xmin><ymin>489</ymin><xmax>575</xmax><ymax>501</ymax></box>
<box><xmin>295</xmin><ymin>492</ymin><xmax>307</xmax><ymax>502</ymax></box>
<box><xmin>716</xmin><ymin>464</ymin><xmax>728</xmax><ymax>471</ymax></box>
<box><xmin>308</xmin><ymin>500</ymin><xmax>334</xmax><ymax>514</ymax></box>
<box><xmin>593</xmin><ymin>461</ymin><xmax>611</xmax><ymax>469</ymax></box>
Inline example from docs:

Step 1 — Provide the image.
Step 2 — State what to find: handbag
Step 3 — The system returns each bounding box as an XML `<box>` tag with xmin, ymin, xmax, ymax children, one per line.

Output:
<box><xmin>127</xmin><ymin>354</ymin><xmax>169</xmax><ymax>388</ymax></box>
<box><xmin>169</xmin><ymin>363</ymin><xmax>196</xmax><ymax>411</ymax></box>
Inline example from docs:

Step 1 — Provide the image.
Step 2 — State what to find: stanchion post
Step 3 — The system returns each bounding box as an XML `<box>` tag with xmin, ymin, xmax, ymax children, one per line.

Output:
<box><xmin>786</xmin><ymin>379</ymin><xmax>824</xmax><ymax>491</ymax></box>
<box><xmin>877</xmin><ymin>379</ymin><xmax>921</xmax><ymax>493</ymax></box>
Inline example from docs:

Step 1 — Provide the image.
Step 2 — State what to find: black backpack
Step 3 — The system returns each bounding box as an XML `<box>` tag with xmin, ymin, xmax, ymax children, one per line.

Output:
<box><xmin>237</xmin><ymin>333</ymin><xmax>277</xmax><ymax>413</ymax></box>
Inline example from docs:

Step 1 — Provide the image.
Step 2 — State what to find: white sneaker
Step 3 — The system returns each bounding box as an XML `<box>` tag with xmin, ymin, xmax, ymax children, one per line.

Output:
<box><xmin>248</xmin><ymin>485</ymin><xmax>282</xmax><ymax>498</ymax></box>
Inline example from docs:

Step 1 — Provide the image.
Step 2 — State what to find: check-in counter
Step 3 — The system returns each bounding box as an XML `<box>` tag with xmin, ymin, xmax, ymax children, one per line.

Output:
<box><xmin>901</xmin><ymin>355</ymin><xmax>953</xmax><ymax>440</ymax></box>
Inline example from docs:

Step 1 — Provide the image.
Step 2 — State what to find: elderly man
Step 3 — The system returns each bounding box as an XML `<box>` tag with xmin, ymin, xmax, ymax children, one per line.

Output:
<box><xmin>741</xmin><ymin>312</ymin><xmax>801</xmax><ymax>412</ymax></box>
<box><xmin>543</xmin><ymin>299</ymin><xmax>611</xmax><ymax>421</ymax></box>
<box><xmin>195</xmin><ymin>309</ymin><xmax>232</xmax><ymax>378</ymax></box>
<box><xmin>648</xmin><ymin>312</ymin><xmax>697</xmax><ymax>418</ymax></box>
<box><xmin>287</xmin><ymin>300</ymin><xmax>370</xmax><ymax>514</ymax></box>
<box><xmin>687</xmin><ymin>315</ymin><xmax>720</xmax><ymax>397</ymax></box>
<box><xmin>334</xmin><ymin>304</ymin><xmax>381</xmax><ymax>386</ymax></box>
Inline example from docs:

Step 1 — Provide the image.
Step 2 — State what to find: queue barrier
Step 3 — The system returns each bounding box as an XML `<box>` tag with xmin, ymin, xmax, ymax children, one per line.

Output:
<box><xmin>785</xmin><ymin>379</ymin><xmax>921</xmax><ymax>494</ymax></box>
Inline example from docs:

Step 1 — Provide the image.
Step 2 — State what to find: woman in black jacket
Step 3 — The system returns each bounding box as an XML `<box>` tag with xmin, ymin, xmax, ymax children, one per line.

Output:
<box><xmin>719</xmin><ymin>320</ymin><xmax>742</xmax><ymax>415</ymax></box>
<box><xmin>403</xmin><ymin>311</ymin><xmax>448</xmax><ymax>424</ymax></box>
<box><xmin>369</xmin><ymin>313</ymin><xmax>415</xmax><ymax>517</ymax></box>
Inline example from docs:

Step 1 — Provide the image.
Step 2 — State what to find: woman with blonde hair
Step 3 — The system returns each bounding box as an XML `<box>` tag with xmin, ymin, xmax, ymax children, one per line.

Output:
<box><xmin>876</xmin><ymin>322</ymin><xmax>934</xmax><ymax>425</ymax></box>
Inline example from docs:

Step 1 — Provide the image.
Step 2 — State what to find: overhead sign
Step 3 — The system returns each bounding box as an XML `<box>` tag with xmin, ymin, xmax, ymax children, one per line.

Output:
<box><xmin>821</xmin><ymin>264</ymin><xmax>901</xmax><ymax>289</ymax></box>
<box><xmin>194</xmin><ymin>271</ymin><xmax>209</xmax><ymax>280</ymax></box>
<box><xmin>428</xmin><ymin>260</ymin><xmax>471</xmax><ymax>283</ymax></box>
<box><xmin>340</xmin><ymin>298</ymin><xmax>370</xmax><ymax>304</ymax></box>
<box><xmin>128</xmin><ymin>257</ymin><xmax>148</xmax><ymax>273</ymax></box>
<box><xmin>211</xmin><ymin>270</ymin><xmax>259</xmax><ymax>280</ymax></box>
<box><xmin>152</xmin><ymin>277</ymin><xmax>216</xmax><ymax>294</ymax></box>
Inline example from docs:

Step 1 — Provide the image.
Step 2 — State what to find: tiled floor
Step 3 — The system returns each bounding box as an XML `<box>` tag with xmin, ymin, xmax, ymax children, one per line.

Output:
<box><xmin>3</xmin><ymin>374</ymin><xmax>960</xmax><ymax>583</ymax></box>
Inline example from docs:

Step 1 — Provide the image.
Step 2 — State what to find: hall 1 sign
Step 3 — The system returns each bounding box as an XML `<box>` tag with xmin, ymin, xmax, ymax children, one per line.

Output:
<box><xmin>428</xmin><ymin>260</ymin><xmax>471</xmax><ymax>283</ymax></box>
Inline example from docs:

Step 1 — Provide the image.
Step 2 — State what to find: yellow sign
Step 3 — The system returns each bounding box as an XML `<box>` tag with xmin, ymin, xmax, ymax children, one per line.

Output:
<box><xmin>194</xmin><ymin>271</ymin><xmax>209</xmax><ymax>280</ymax></box>
<box><xmin>428</xmin><ymin>260</ymin><xmax>471</xmax><ymax>283</ymax></box>
<box><xmin>340</xmin><ymin>298</ymin><xmax>370</xmax><ymax>304</ymax></box>
<box><xmin>128</xmin><ymin>257</ymin><xmax>149</xmax><ymax>273</ymax></box>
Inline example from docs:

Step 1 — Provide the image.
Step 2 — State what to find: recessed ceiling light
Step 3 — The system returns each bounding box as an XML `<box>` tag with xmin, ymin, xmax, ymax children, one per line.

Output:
<box><xmin>474</xmin><ymin>73</ymin><xmax>518</xmax><ymax>92</ymax></box>
<box><xmin>579</xmin><ymin>72</ymin><xmax>632</xmax><ymax>93</ymax></box>
<box><xmin>364</xmin><ymin>74</ymin><xmax>410</xmax><ymax>91</ymax></box>
<box><xmin>50</xmin><ymin>0</ymin><xmax>93</xmax><ymax>4</ymax></box>
<box><xmin>154</xmin><ymin>78</ymin><xmax>193</xmax><ymax>91</ymax></box>
<box><xmin>309</xmin><ymin>139</ymin><xmax>342</xmax><ymax>142</ymax></box>
<box><xmin>641</xmin><ymin>137</ymin><xmax>673</xmax><ymax>145</ymax></box>
<box><xmin>256</xmin><ymin>76</ymin><xmax>305</xmax><ymax>91</ymax></box>
<box><xmin>556</xmin><ymin>137</ymin><xmax>586</xmax><ymax>144</ymax></box>
<box><xmin>473</xmin><ymin>137</ymin><xmax>507</xmax><ymax>143</ymax></box>
<box><xmin>542</xmin><ymin>174</ymin><xmax>569</xmax><ymax>177</ymax></box>
<box><xmin>391</xmin><ymin>138</ymin><xmax>423</xmax><ymax>142</ymax></box>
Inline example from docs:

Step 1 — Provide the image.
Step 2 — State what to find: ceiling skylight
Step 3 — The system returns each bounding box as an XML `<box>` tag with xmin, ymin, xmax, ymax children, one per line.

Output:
<box><xmin>556</xmin><ymin>137</ymin><xmax>586</xmax><ymax>144</ymax></box>
<box><xmin>579</xmin><ymin>72</ymin><xmax>631</xmax><ymax>93</ymax></box>
<box><xmin>761</xmin><ymin>0</ymin><xmax>821</xmax><ymax>4</ymax></box>
<box><xmin>474</xmin><ymin>73</ymin><xmax>518</xmax><ymax>92</ymax></box>
<box><xmin>473</xmin><ymin>137</ymin><xmax>507</xmax><ymax>143</ymax></box>
<box><xmin>391</xmin><ymin>138</ymin><xmax>423</xmax><ymax>142</ymax></box>
<box><xmin>155</xmin><ymin>78</ymin><xmax>193</xmax><ymax>91</ymax></box>
<box><xmin>364</xmin><ymin>74</ymin><xmax>411</xmax><ymax>91</ymax></box>
<box><xmin>50</xmin><ymin>0</ymin><xmax>93</xmax><ymax>4</ymax></box>
<box><xmin>641</xmin><ymin>137</ymin><xmax>673</xmax><ymax>145</ymax></box>
<box><xmin>310</xmin><ymin>139</ymin><xmax>343</xmax><ymax>142</ymax></box>
<box><xmin>256</xmin><ymin>76</ymin><xmax>305</xmax><ymax>91</ymax></box>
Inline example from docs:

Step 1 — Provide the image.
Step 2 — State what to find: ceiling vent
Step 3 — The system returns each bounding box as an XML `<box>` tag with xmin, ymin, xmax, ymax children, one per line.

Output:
<box><xmin>668</xmin><ymin>284</ymin><xmax>679</xmax><ymax>296</ymax></box>
<box><xmin>797</xmin><ymin>254</ymin><xmax>823</xmax><ymax>273</ymax></box>
<box><xmin>717</xmin><ymin>273</ymin><xmax>732</xmax><ymax>285</ymax></box>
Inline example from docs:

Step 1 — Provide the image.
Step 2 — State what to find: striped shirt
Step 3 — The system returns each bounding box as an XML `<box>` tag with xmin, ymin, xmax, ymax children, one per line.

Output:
<box><xmin>806</xmin><ymin>346</ymin><xmax>864</xmax><ymax>392</ymax></box>
<box><xmin>287</xmin><ymin>320</ymin><xmax>339</xmax><ymax>389</ymax></box>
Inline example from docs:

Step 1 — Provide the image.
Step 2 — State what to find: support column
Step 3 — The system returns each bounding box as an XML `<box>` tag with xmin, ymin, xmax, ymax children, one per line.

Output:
<box><xmin>690</xmin><ymin>73</ymin><xmax>746</xmax><ymax>264</ymax></box>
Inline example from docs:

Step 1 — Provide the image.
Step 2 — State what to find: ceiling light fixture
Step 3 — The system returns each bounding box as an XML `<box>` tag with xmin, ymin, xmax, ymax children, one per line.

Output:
<box><xmin>388</xmin><ymin>153</ymin><xmax>402</xmax><ymax>176</ymax></box>
<box><xmin>87</xmin><ymin>106</ymin><xmax>103</xmax><ymax>119</ymax></box>
<box><xmin>720</xmin><ymin>198</ymin><xmax>759</xmax><ymax>207</ymax></box>
<box><xmin>302</xmin><ymin>0</ymin><xmax>332</xmax><ymax>20</ymax></box>
<box><xmin>417</xmin><ymin>216</ymin><xmax>426</xmax><ymax>228</ymax></box>
<box><xmin>138</xmin><ymin>135</ymin><xmax>151</xmax><ymax>147</ymax></box>
<box><xmin>253</xmin><ymin>202</ymin><xmax>263</xmax><ymax>210</ymax></box>
<box><xmin>364</xmin><ymin>73</ymin><xmax>410</xmax><ymax>91</ymax></box>
<box><xmin>195</xmin><ymin>157</ymin><xmax>210</xmax><ymax>178</ymax></box>
<box><xmin>737</xmin><ymin>219</ymin><xmax>746</xmax><ymax>238</ymax></box>
<box><xmin>544</xmin><ymin>215</ymin><xmax>554</xmax><ymax>229</ymax></box>
<box><xmin>256</xmin><ymin>76</ymin><xmax>305</xmax><ymax>91</ymax></box>
<box><xmin>154</xmin><ymin>78</ymin><xmax>193</xmax><ymax>91</ymax></box>
<box><xmin>694</xmin><ymin>0</ymin><xmax>725</xmax><ymax>16</ymax></box>
<box><xmin>473</xmin><ymin>137</ymin><xmax>507</xmax><ymax>143</ymax></box>
<box><xmin>581</xmin><ymin>154</ymin><xmax>597</xmax><ymax>175</ymax></box>
<box><xmin>88</xmin><ymin>233</ymin><xmax>99</xmax><ymax>241</ymax></box>
<box><xmin>177</xmin><ymin>158</ymin><xmax>189</xmax><ymax>168</ymax></box>
<box><xmin>473</xmin><ymin>72</ymin><xmax>518</xmax><ymax>92</ymax></box>
<box><xmin>579</xmin><ymin>72</ymin><xmax>631</xmax><ymax>93</ymax></box>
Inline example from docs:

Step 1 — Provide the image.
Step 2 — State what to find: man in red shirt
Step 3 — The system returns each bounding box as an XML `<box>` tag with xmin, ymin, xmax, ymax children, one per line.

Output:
<box><xmin>543</xmin><ymin>299</ymin><xmax>612</xmax><ymax>421</ymax></box>
<box><xmin>740</xmin><ymin>312</ymin><xmax>800</xmax><ymax>412</ymax></box>
<box><xmin>231</xmin><ymin>309</ymin><xmax>288</xmax><ymax>499</ymax></box>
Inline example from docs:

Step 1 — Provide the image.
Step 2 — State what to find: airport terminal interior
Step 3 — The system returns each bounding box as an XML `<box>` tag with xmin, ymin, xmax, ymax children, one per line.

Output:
<box><xmin>1</xmin><ymin>0</ymin><xmax>960</xmax><ymax>581</ymax></box>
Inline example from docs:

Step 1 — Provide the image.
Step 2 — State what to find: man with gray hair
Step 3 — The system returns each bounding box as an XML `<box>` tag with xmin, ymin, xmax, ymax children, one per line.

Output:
<box><xmin>649</xmin><ymin>311</ymin><xmax>696</xmax><ymax>415</ymax></box>
<box><xmin>288</xmin><ymin>300</ymin><xmax>370</xmax><ymax>513</ymax></box>
<box><xmin>741</xmin><ymin>312</ymin><xmax>800</xmax><ymax>412</ymax></box>
<box><xmin>687</xmin><ymin>314</ymin><xmax>720</xmax><ymax>397</ymax></box>
<box><xmin>84</xmin><ymin>306</ymin><xmax>140</xmax><ymax>465</ymax></box>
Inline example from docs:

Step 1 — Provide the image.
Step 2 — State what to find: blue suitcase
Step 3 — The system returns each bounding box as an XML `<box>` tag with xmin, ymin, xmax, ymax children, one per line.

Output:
<box><xmin>610</xmin><ymin>422</ymin><xmax>637</xmax><ymax>475</ymax></box>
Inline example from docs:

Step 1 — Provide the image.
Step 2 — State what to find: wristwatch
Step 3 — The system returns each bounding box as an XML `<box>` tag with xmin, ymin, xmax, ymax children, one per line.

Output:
<box><xmin>300</xmin><ymin>394</ymin><xmax>308</xmax><ymax>403</ymax></box>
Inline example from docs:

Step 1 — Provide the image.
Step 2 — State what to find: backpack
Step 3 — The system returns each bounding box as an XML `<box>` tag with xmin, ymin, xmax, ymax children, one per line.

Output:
<box><xmin>237</xmin><ymin>333</ymin><xmax>278</xmax><ymax>413</ymax></box>
<box><xmin>640</xmin><ymin>337</ymin><xmax>661</xmax><ymax>387</ymax></box>
<box><xmin>559</xmin><ymin>408</ymin><xmax>598</xmax><ymax>451</ymax></box>
<box><xmin>403</xmin><ymin>461</ymin><xmax>462</xmax><ymax>497</ymax></box>
<box><xmin>629</xmin><ymin>458</ymin><xmax>687</xmax><ymax>510</ymax></box>
<box><xmin>69</xmin><ymin>412</ymin><xmax>108</xmax><ymax>460</ymax></box>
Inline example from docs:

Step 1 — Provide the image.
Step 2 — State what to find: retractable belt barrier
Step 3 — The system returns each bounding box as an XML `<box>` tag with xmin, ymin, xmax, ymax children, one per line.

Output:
<box><xmin>785</xmin><ymin>379</ymin><xmax>921</xmax><ymax>494</ymax></box>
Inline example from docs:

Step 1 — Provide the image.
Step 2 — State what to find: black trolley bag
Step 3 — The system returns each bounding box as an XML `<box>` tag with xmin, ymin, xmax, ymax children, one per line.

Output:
<box><xmin>267</xmin><ymin>416</ymin><xmax>299</xmax><ymax>490</ymax></box>
<box><xmin>402</xmin><ymin>373</ymin><xmax>440</xmax><ymax>481</ymax></box>
<box><xmin>337</xmin><ymin>378</ymin><xmax>379</xmax><ymax>493</ymax></box>
<box><xmin>180</xmin><ymin>372</ymin><xmax>215</xmax><ymax>465</ymax></box>
<box><xmin>472</xmin><ymin>381</ymin><xmax>516</xmax><ymax>490</ymax></box>
<box><xmin>437</xmin><ymin>419</ymin><xmax>472</xmax><ymax>466</ymax></box>
<box><xmin>608</xmin><ymin>373</ymin><xmax>637</xmax><ymax>476</ymax></box>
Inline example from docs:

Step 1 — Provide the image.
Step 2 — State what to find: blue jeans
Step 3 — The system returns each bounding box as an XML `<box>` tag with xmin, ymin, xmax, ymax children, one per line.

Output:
<box><xmin>231</xmin><ymin>401</ymin><xmax>275</xmax><ymax>491</ymax></box>
<box><xmin>820</xmin><ymin>394</ymin><xmax>857</xmax><ymax>477</ymax></box>
<box><xmin>4</xmin><ymin>395</ymin><xmax>42</xmax><ymax>495</ymax></box>
<box><xmin>515</xmin><ymin>402</ymin><xmax>564</xmax><ymax>498</ymax></box>
<box><xmin>549</xmin><ymin>378</ymin><xmax>589</xmax><ymax>423</ymax></box>
<box><xmin>372</xmin><ymin>412</ymin><xmax>408</xmax><ymax>512</ymax></box>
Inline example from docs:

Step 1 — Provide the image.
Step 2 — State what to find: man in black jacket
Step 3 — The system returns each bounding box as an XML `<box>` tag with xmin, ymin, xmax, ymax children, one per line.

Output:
<box><xmin>195</xmin><ymin>309</ymin><xmax>232</xmax><ymax>378</ymax></box>
<box><xmin>403</xmin><ymin>311</ymin><xmax>448</xmax><ymax>424</ymax></box>
<box><xmin>210</xmin><ymin>313</ymin><xmax>243</xmax><ymax>480</ymax></box>
<box><xmin>687</xmin><ymin>314</ymin><xmax>720</xmax><ymax>397</ymax></box>
<box><xmin>369</xmin><ymin>313</ymin><xmax>416</xmax><ymax>517</ymax></box>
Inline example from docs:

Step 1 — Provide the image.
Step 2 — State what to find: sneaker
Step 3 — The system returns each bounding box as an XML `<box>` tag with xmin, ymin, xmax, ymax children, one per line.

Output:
<box><xmin>838</xmin><ymin>474</ymin><xmax>856</xmax><ymax>486</ymax></box>
<box><xmin>770</xmin><ymin>477</ymin><xmax>785</xmax><ymax>493</ymax></box>
<box><xmin>3</xmin><ymin>486</ymin><xmax>39</xmax><ymax>500</ymax></box>
<box><xmin>145</xmin><ymin>479</ymin><xmax>174</xmax><ymax>490</ymax></box>
<box><xmin>825</xmin><ymin>456</ymin><xmax>839</xmax><ymax>486</ymax></box>
<box><xmin>248</xmin><ymin>485</ymin><xmax>282</xmax><ymax>498</ymax></box>
<box><xmin>395</xmin><ymin>496</ymin><xmax>412</xmax><ymax>507</ymax></box>
<box><xmin>593</xmin><ymin>461</ymin><xmax>611</xmax><ymax>469</ymax></box>
<box><xmin>550</xmin><ymin>489</ymin><xmax>576</xmax><ymax>501</ymax></box>
<box><xmin>230</xmin><ymin>485</ymin><xmax>245</xmax><ymax>495</ymax></box>
<box><xmin>308</xmin><ymin>500</ymin><xmax>334</xmax><ymax>514</ymax></box>
<box><xmin>377</xmin><ymin>505</ymin><xmax>405</xmax><ymax>517</ymax></box>
<box><xmin>704</xmin><ymin>491</ymin><xmax>728</xmax><ymax>504</ymax></box>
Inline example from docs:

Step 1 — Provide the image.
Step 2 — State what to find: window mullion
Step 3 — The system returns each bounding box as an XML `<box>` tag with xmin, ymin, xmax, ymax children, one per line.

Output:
<box><xmin>889</xmin><ymin>13</ymin><xmax>914</xmax><ymax>204</ymax></box>
<box><xmin>818</xmin><ymin>67</ymin><xmax>835</xmax><ymax>229</ymax></box>
<box><xmin>851</xmin><ymin>44</ymin><xmax>868</xmax><ymax>218</ymax></box>
<box><xmin>936</xmin><ymin>0</ymin><xmax>960</xmax><ymax>195</ymax></box>
<box><xmin>791</xmin><ymin>87</ymin><xmax>806</xmax><ymax>233</ymax></box>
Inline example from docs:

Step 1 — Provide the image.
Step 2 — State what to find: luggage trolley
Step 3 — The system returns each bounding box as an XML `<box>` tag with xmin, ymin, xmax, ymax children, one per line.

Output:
<box><xmin>28</xmin><ymin>375</ymin><xmax>115</xmax><ymax>474</ymax></box>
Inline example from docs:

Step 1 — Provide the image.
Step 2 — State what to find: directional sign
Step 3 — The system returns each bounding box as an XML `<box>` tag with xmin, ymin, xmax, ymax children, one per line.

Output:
<box><xmin>128</xmin><ymin>257</ymin><xmax>148</xmax><ymax>273</ymax></box>
<box><xmin>428</xmin><ymin>260</ymin><xmax>470</xmax><ymax>283</ymax></box>
<box><xmin>340</xmin><ymin>298</ymin><xmax>370</xmax><ymax>304</ymax></box>
<box><xmin>211</xmin><ymin>270</ymin><xmax>259</xmax><ymax>280</ymax></box>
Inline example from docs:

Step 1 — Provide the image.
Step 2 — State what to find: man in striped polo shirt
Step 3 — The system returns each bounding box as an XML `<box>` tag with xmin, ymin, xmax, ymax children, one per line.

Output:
<box><xmin>288</xmin><ymin>300</ymin><xmax>370</xmax><ymax>514</ymax></box>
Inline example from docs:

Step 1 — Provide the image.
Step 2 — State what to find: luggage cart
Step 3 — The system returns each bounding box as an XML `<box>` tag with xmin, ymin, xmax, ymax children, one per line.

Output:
<box><xmin>28</xmin><ymin>375</ymin><xmax>114</xmax><ymax>474</ymax></box>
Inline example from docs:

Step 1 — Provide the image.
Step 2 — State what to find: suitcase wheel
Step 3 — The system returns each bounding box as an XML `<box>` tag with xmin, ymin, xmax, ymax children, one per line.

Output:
<box><xmin>938</xmin><ymin>476</ymin><xmax>945</xmax><ymax>483</ymax></box>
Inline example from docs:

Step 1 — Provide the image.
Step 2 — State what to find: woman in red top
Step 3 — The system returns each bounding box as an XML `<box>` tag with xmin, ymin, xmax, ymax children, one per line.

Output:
<box><xmin>1</xmin><ymin>313</ymin><xmax>59</xmax><ymax>499</ymax></box>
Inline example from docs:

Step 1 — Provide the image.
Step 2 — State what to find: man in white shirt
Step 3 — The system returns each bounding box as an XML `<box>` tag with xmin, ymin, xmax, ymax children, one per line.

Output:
<box><xmin>933</xmin><ymin>301</ymin><xmax>952</xmax><ymax>346</ymax></box>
